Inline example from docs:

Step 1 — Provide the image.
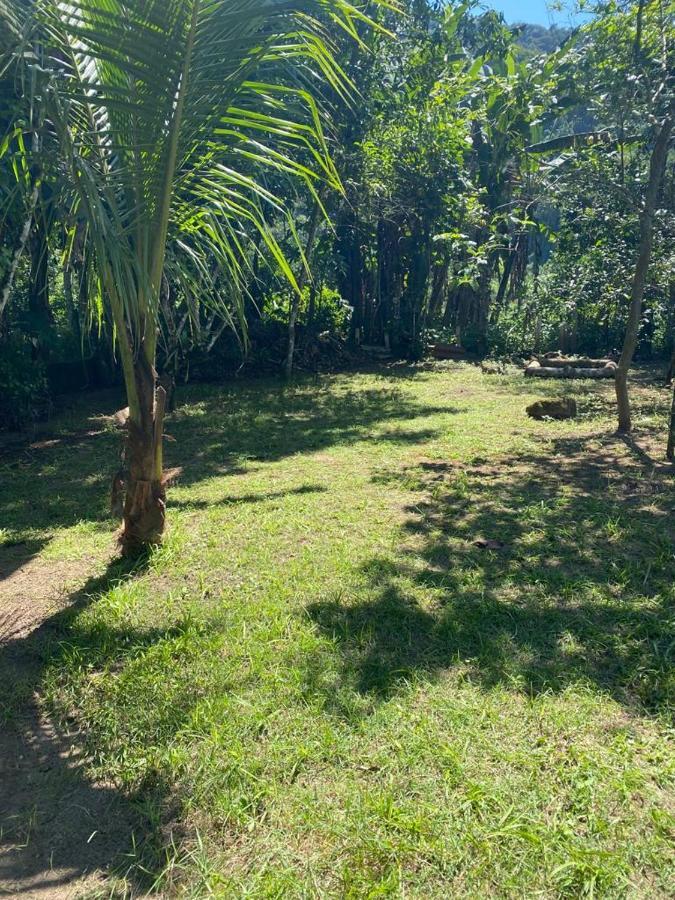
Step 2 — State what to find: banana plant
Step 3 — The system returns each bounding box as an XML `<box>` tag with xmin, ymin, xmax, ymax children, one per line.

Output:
<box><xmin>2</xmin><ymin>0</ymin><xmax>378</xmax><ymax>554</ymax></box>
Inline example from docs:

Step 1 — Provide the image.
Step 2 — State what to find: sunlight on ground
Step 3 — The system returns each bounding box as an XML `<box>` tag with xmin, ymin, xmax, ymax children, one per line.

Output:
<box><xmin>1</xmin><ymin>363</ymin><xmax>673</xmax><ymax>898</ymax></box>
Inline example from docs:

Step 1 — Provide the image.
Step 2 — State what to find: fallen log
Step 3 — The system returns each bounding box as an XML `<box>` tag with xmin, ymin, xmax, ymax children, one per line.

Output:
<box><xmin>527</xmin><ymin>364</ymin><xmax>616</xmax><ymax>379</ymax></box>
<box><xmin>536</xmin><ymin>356</ymin><xmax>611</xmax><ymax>368</ymax></box>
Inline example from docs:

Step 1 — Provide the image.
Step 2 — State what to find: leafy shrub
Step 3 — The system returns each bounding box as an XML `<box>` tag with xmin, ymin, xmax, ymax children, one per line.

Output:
<box><xmin>184</xmin><ymin>286</ymin><xmax>352</xmax><ymax>380</ymax></box>
<box><xmin>0</xmin><ymin>336</ymin><xmax>50</xmax><ymax>430</ymax></box>
<box><xmin>262</xmin><ymin>284</ymin><xmax>351</xmax><ymax>333</ymax></box>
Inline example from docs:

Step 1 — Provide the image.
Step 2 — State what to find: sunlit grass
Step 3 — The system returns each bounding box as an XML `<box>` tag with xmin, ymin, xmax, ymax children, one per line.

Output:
<box><xmin>2</xmin><ymin>363</ymin><xmax>673</xmax><ymax>897</ymax></box>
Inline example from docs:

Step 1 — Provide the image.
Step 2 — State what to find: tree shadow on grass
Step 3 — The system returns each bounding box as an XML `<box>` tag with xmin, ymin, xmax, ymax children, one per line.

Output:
<box><xmin>0</xmin><ymin>555</ymin><xmax>185</xmax><ymax>897</ymax></box>
<box><xmin>167</xmin><ymin>379</ymin><xmax>456</xmax><ymax>487</ymax></box>
<box><xmin>170</xmin><ymin>483</ymin><xmax>328</xmax><ymax>510</ymax></box>
<box><xmin>307</xmin><ymin>432</ymin><xmax>674</xmax><ymax>719</ymax></box>
<box><xmin>0</xmin><ymin>430</ymin><xmax>119</xmax><ymax>544</ymax></box>
<box><xmin>0</xmin><ymin>375</ymin><xmax>457</xmax><ymax>543</ymax></box>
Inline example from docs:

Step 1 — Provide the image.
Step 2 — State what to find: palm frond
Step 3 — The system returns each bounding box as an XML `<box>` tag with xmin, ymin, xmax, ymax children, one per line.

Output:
<box><xmin>16</xmin><ymin>0</ymin><xmax>378</xmax><ymax>380</ymax></box>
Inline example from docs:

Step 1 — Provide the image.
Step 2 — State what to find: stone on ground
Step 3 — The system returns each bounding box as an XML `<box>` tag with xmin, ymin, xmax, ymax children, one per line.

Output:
<box><xmin>526</xmin><ymin>397</ymin><xmax>577</xmax><ymax>420</ymax></box>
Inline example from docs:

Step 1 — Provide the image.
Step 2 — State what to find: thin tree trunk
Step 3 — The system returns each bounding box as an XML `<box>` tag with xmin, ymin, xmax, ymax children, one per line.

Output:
<box><xmin>493</xmin><ymin>226</ymin><xmax>530</xmax><ymax>321</ymax></box>
<box><xmin>416</xmin><ymin>233</ymin><xmax>433</xmax><ymax>350</ymax></box>
<box><xmin>665</xmin><ymin>339</ymin><xmax>675</xmax><ymax>385</ymax></box>
<box><xmin>342</xmin><ymin>215</ymin><xmax>364</xmax><ymax>345</ymax></box>
<box><xmin>285</xmin><ymin>198</ymin><xmax>321</xmax><ymax>379</ymax></box>
<box><xmin>442</xmin><ymin>285</ymin><xmax>456</xmax><ymax>328</ymax></box>
<box><xmin>0</xmin><ymin>183</ymin><xmax>40</xmax><ymax>325</ymax></box>
<box><xmin>667</xmin><ymin>383</ymin><xmax>675</xmax><ymax>461</ymax></box>
<box><xmin>28</xmin><ymin>210</ymin><xmax>52</xmax><ymax>355</ymax></box>
<box><xmin>494</xmin><ymin>246</ymin><xmax>515</xmax><ymax>311</ymax></box>
<box><xmin>615</xmin><ymin>110</ymin><xmax>673</xmax><ymax>433</ymax></box>
<box><xmin>475</xmin><ymin>261</ymin><xmax>492</xmax><ymax>350</ymax></box>
<box><xmin>63</xmin><ymin>264</ymin><xmax>81</xmax><ymax>343</ymax></box>
<box><xmin>427</xmin><ymin>252</ymin><xmax>450</xmax><ymax>321</ymax></box>
<box><xmin>306</xmin><ymin>277</ymin><xmax>319</xmax><ymax>330</ymax></box>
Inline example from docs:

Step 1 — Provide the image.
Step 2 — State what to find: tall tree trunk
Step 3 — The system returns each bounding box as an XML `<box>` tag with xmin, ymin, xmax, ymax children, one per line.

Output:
<box><xmin>62</xmin><ymin>264</ymin><xmax>82</xmax><ymax>345</ymax></box>
<box><xmin>339</xmin><ymin>213</ymin><xmax>364</xmax><ymax>345</ymax></box>
<box><xmin>428</xmin><ymin>253</ymin><xmax>450</xmax><ymax>321</ymax></box>
<box><xmin>667</xmin><ymin>383</ymin><xmax>675</xmax><ymax>461</ymax></box>
<box><xmin>121</xmin><ymin>351</ymin><xmax>167</xmax><ymax>556</ymax></box>
<box><xmin>665</xmin><ymin>281</ymin><xmax>675</xmax><ymax>384</ymax></box>
<box><xmin>493</xmin><ymin>244</ymin><xmax>515</xmax><ymax>313</ymax></box>
<box><xmin>475</xmin><ymin>262</ymin><xmax>492</xmax><ymax>351</ymax></box>
<box><xmin>0</xmin><ymin>183</ymin><xmax>40</xmax><ymax>327</ymax></box>
<box><xmin>306</xmin><ymin>276</ymin><xmax>319</xmax><ymax>330</ymax></box>
<box><xmin>285</xmin><ymin>198</ymin><xmax>321</xmax><ymax>379</ymax></box>
<box><xmin>615</xmin><ymin>110</ymin><xmax>673</xmax><ymax>433</ymax></box>
<box><xmin>414</xmin><ymin>231</ymin><xmax>433</xmax><ymax>353</ymax></box>
<box><xmin>665</xmin><ymin>341</ymin><xmax>675</xmax><ymax>385</ymax></box>
<box><xmin>28</xmin><ymin>211</ymin><xmax>52</xmax><ymax>356</ymax></box>
<box><xmin>442</xmin><ymin>284</ymin><xmax>456</xmax><ymax>328</ymax></box>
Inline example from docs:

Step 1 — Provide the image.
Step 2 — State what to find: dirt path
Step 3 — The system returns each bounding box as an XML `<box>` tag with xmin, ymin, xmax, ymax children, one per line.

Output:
<box><xmin>0</xmin><ymin>551</ymin><xmax>144</xmax><ymax>899</ymax></box>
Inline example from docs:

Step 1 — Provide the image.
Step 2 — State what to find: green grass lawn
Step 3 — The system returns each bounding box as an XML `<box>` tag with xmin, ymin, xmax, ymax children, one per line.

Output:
<box><xmin>1</xmin><ymin>363</ymin><xmax>674</xmax><ymax>898</ymax></box>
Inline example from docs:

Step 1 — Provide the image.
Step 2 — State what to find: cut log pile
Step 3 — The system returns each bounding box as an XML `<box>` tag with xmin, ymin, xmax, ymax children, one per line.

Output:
<box><xmin>525</xmin><ymin>355</ymin><xmax>617</xmax><ymax>379</ymax></box>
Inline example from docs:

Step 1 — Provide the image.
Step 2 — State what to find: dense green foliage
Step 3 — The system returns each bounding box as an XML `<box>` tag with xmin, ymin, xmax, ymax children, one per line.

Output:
<box><xmin>0</xmin><ymin>1</ymin><xmax>673</xmax><ymax>431</ymax></box>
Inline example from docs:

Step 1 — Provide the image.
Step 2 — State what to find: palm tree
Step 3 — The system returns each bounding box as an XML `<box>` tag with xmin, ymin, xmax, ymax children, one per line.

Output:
<box><xmin>3</xmin><ymin>0</ymin><xmax>373</xmax><ymax>554</ymax></box>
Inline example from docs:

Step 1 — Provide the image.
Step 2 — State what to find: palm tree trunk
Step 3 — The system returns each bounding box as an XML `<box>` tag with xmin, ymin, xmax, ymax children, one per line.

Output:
<box><xmin>121</xmin><ymin>353</ymin><xmax>167</xmax><ymax>555</ymax></box>
<box><xmin>615</xmin><ymin>110</ymin><xmax>673</xmax><ymax>433</ymax></box>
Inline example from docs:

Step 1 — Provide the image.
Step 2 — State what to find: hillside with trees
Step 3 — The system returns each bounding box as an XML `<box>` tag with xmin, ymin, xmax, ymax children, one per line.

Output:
<box><xmin>517</xmin><ymin>22</ymin><xmax>572</xmax><ymax>54</ymax></box>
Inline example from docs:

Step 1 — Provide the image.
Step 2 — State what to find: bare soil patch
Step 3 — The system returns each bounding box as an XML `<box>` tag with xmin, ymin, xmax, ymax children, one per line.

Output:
<box><xmin>0</xmin><ymin>553</ymin><xmax>143</xmax><ymax>900</ymax></box>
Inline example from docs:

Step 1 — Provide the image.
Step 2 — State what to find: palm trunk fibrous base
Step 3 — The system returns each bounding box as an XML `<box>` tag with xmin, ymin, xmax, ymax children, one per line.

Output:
<box><xmin>120</xmin><ymin>370</ymin><xmax>167</xmax><ymax>556</ymax></box>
